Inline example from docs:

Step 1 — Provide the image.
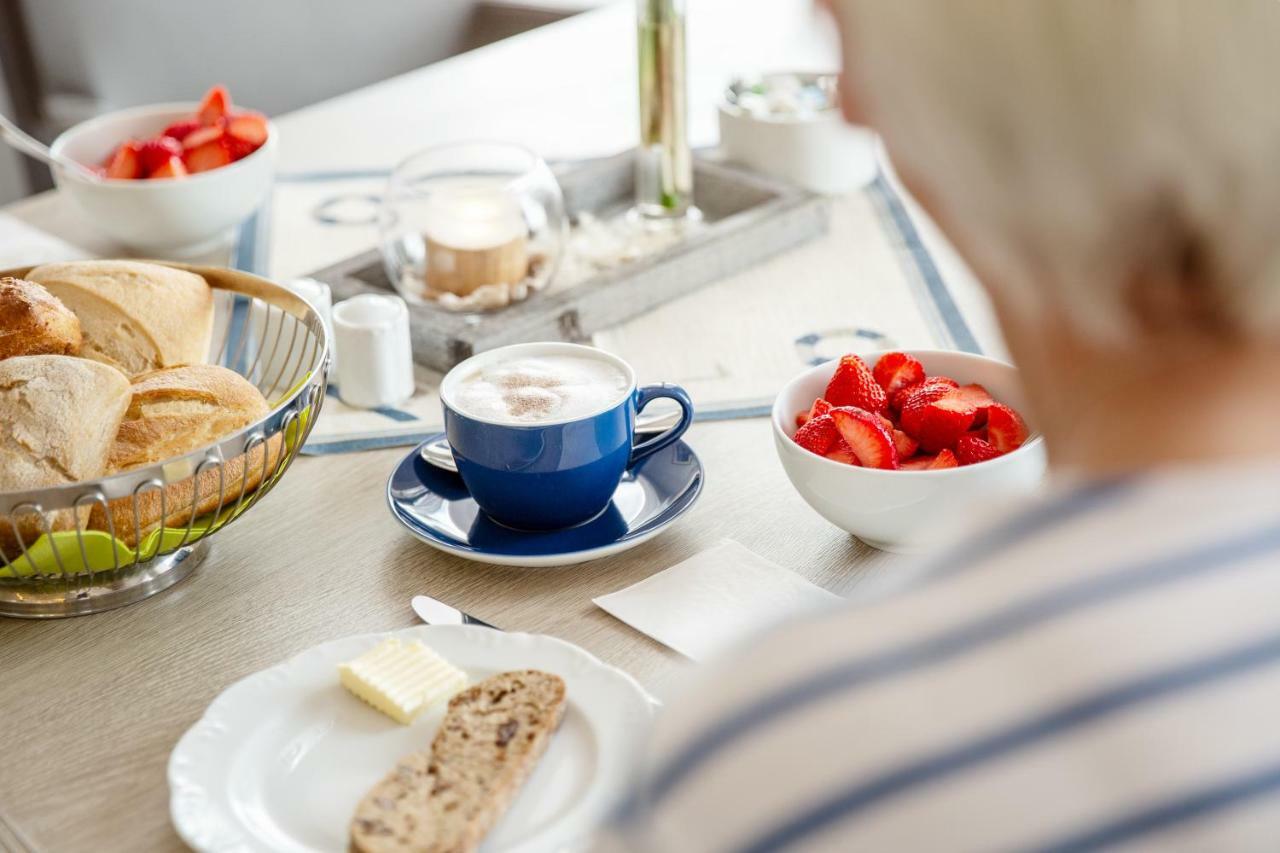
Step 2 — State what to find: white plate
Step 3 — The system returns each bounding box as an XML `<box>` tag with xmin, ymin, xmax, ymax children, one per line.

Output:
<box><xmin>169</xmin><ymin>625</ymin><xmax>657</xmax><ymax>852</ymax></box>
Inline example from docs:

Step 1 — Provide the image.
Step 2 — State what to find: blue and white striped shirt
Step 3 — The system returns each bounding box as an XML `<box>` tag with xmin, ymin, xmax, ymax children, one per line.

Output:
<box><xmin>611</xmin><ymin>461</ymin><xmax>1280</xmax><ymax>852</ymax></box>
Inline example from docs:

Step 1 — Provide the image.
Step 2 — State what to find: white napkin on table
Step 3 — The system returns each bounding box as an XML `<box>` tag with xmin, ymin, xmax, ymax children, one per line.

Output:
<box><xmin>593</xmin><ymin>540</ymin><xmax>841</xmax><ymax>661</ymax></box>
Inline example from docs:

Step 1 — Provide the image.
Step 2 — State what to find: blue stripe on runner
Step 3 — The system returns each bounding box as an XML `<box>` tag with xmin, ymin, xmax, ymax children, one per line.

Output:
<box><xmin>1024</xmin><ymin>759</ymin><xmax>1280</xmax><ymax>853</ymax></box>
<box><xmin>276</xmin><ymin>168</ymin><xmax>392</xmax><ymax>183</ymax></box>
<box><xmin>231</xmin><ymin>196</ymin><xmax>272</xmax><ymax>275</ymax></box>
<box><xmin>735</xmin><ymin>627</ymin><xmax>1280</xmax><ymax>853</ymax></box>
<box><xmin>641</xmin><ymin>516</ymin><xmax>1280</xmax><ymax>813</ymax></box>
<box><xmin>325</xmin><ymin>384</ymin><xmax>419</xmax><ymax>422</ymax></box>
<box><xmin>869</xmin><ymin>172</ymin><xmax>982</xmax><ymax>354</ymax></box>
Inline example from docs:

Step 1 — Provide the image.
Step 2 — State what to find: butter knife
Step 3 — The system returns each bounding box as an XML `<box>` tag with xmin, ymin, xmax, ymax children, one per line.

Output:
<box><xmin>411</xmin><ymin>594</ymin><xmax>497</xmax><ymax>629</ymax></box>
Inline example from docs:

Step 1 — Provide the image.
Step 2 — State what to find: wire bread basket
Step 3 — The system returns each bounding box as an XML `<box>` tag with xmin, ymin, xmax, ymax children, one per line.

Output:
<box><xmin>0</xmin><ymin>263</ymin><xmax>329</xmax><ymax>618</ymax></box>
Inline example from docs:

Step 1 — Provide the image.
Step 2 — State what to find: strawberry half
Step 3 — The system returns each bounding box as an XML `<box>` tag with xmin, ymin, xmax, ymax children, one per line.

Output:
<box><xmin>137</xmin><ymin>136</ymin><xmax>183</xmax><ymax>173</ymax></box>
<box><xmin>872</xmin><ymin>352</ymin><xmax>926</xmax><ymax>399</ymax></box>
<box><xmin>148</xmin><ymin>155</ymin><xmax>188</xmax><ymax>179</ymax></box>
<box><xmin>891</xmin><ymin>376</ymin><xmax>958</xmax><ymax>412</ymax></box>
<box><xmin>956</xmin><ymin>434</ymin><xmax>1001</xmax><ymax>465</ymax></box>
<box><xmin>184</xmin><ymin>138</ymin><xmax>233</xmax><ymax>173</ymax></box>
<box><xmin>161</xmin><ymin>118</ymin><xmax>201</xmax><ymax>142</ymax></box>
<box><xmin>825</xmin><ymin>438</ymin><xmax>860</xmax><ymax>466</ymax></box>
<box><xmin>794</xmin><ymin>397</ymin><xmax>832</xmax><ymax>429</ymax></box>
<box><xmin>899</xmin><ymin>381</ymin><xmax>961</xmax><ymax>436</ymax></box>
<box><xmin>227</xmin><ymin>112</ymin><xmax>268</xmax><ymax>145</ymax></box>
<box><xmin>916</xmin><ymin>393</ymin><xmax>979</xmax><ymax>453</ymax></box>
<box><xmin>876</xmin><ymin>414</ymin><xmax>921</xmax><ymax>458</ymax></box>
<box><xmin>793</xmin><ymin>414</ymin><xmax>839</xmax><ymax>455</ymax></box>
<box><xmin>182</xmin><ymin>124</ymin><xmax>226</xmax><ymax>151</ymax></box>
<box><xmin>986</xmin><ymin>403</ymin><xmax>1029</xmax><ymax>453</ymax></box>
<box><xmin>950</xmin><ymin>383</ymin><xmax>995</xmax><ymax>426</ymax></box>
<box><xmin>197</xmin><ymin>85</ymin><xmax>231</xmax><ymax>126</ymax></box>
<box><xmin>824</xmin><ymin>355</ymin><xmax>887</xmax><ymax>413</ymax></box>
<box><xmin>900</xmin><ymin>449</ymin><xmax>959</xmax><ymax>470</ymax></box>
<box><xmin>105</xmin><ymin>141</ymin><xmax>142</xmax><ymax>179</ymax></box>
<box><xmin>830</xmin><ymin>407</ymin><xmax>899</xmax><ymax>469</ymax></box>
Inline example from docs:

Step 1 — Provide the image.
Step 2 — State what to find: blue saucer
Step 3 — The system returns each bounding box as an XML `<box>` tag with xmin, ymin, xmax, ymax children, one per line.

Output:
<box><xmin>387</xmin><ymin>435</ymin><xmax>703</xmax><ymax>566</ymax></box>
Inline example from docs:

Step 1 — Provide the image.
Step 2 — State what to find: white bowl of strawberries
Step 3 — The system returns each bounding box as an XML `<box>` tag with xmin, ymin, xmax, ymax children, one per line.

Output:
<box><xmin>48</xmin><ymin>85</ymin><xmax>275</xmax><ymax>255</ymax></box>
<box><xmin>773</xmin><ymin>349</ymin><xmax>1047</xmax><ymax>551</ymax></box>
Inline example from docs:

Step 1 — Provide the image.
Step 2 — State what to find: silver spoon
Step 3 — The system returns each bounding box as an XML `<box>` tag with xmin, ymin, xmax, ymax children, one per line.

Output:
<box><xmin>0</xmin><ymin>114</ymin><xmax>103</xmax><ymax>182</ymax></box>
<box><xmin>420</xmin><ymin>408</ymin><xmax>682</xmax><ymax>473</ymax></box>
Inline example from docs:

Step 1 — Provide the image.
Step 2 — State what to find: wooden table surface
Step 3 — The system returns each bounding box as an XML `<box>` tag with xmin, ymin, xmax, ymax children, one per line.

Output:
<box><xmin>0</xmin><ymin>2</ymin><xmax>941</xmax><ymax>849</ymax></box>
<box><xmin>0</xmin><ymin>419</ymin><xmax>898</xmax><ymax>851</ymax></box>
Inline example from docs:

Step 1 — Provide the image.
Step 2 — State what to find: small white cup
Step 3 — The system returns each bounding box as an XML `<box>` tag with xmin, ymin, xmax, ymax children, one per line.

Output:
<box><xmin>287</xmin><ymin>278</ymin><xmax>336</xmax><ymax>373</ymax></box>
<box><xmin>332</xmin><ymin>294</ymin><xmax>416</xmax><ymax>409</ymax></box>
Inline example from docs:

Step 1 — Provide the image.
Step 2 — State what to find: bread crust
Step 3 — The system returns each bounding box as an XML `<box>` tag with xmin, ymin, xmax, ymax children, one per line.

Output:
<box><xmin>86</xmin><ymin>364</ymin><xmax>283</xmax><ymax>546</ymax></box>
<box><xmin>0</xmin><ymin>355</ymin><xmax>131</xmax><ymax>556</ymax></box>
<box><xmin>0</xmin><ymin>277</ymin><xmax>82</xmax><ymax>360</ymax></box>
<box><xmin>27</xmin><ymin>260</ymin><xmax>214</xmax><ymax>375</ymax></box>
<box><xmin>351</xmin><ymin>670</ymin><xmax>568</xmax><ymax>853</ymax></box>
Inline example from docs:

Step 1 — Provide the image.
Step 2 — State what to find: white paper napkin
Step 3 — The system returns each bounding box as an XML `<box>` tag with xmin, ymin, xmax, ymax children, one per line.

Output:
<box><xmin>593</xmin><ymin>540</ymin><xmax>841</xmax><ymax>661</ymax></box>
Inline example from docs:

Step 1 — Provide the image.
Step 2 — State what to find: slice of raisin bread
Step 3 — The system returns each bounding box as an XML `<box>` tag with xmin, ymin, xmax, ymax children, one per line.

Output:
<box><xmin>351</xmin><ymin>669</ymin><xmax>568</xmax><ymax>853</ymax></box>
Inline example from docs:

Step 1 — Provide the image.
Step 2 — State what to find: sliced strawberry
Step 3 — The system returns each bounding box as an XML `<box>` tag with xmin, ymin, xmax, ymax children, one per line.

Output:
<box><xmin>872</xmin><ymin>352</ymin><xmax>926</xmax><ymax>399</ymax></box>
<box><xmin>183</xmin><ymin>138</ymin><xmax>233</xmax><ymax>173</ymax></box>
<box><xmin>903</xmin><ymin>449</ymin><xmax>959</xmax><ymax>470</ymax></box>
<box><xmin>147</xmin><ymin>155</ymin><xmax>188</xmax><ymax>179</ymax></box>
<box><xmin>227</xmin><ymin>112</ymin><xmax>268</xmax><ymax>145</ymax></box>
<box><xmin>986</xmin><ymin>403</ymin><xmax>1029</xmax><ymax>453</ymax></box>
<box><xmin>824</xmin><ymin>355</ymin><xmax>887</xmax><ymax>413</ymax></box>
<box><xmin>911</xmin><ymin>393</ymin><xmax>979</xmax><ymax>453</ymax></box>
<box><xmin>197</xmin><ymin>84</ymin><xmax>231</xmax><ymax>126</ymax></box>
<box><xmin>182</xmin><ymin>123</ymin><xmax>226</xmax><ymax>151</ymax></box>
<box><xmin>137</xmin><ymin>136</ymin><xmax>183</xmax><ymax>173</ymax></box>
<box><xmin>949</xmin><ymin>383</ymin><xmax>995</xmax><ymax>426</ymax></box>
<box><xmin>794</xmin><ymin>397</ymin><xmax>833</xmax><ymax>429</ymax></box>
<box><xmin>161</xmin><ymin>118</ymin><xmax>201</xmax><ymax>142</ymax></box>
<box><xmin>930</xmin><ymin>449</ymin><xmax>959</xmax><ymax>469</ymax></box>
<box><xmin>793</xmin><ymin>414</ymin><xmax>839</xmax><ymax>455</ymax></box>
<box><xmin>899</xmin><ymin>381</ymin><xmax>961</xmax><ymax>436</ymax></box>
<box><xmin>830</xmin><ymin>407</ymin><xmax>899</xmax><ymax>469</ymax></box>
<box><xmin>105</xmin><ymin>141</ymin><xmax>142</xmax><ymax>179</ymax></box>
<box><xmin>892</xmin><ymin>428</ymin><xmax>919</xmax><ymax>459</ymax></box>
<box><xmin>891</xmin><ymin>376</ymin><xmax>958</xmax><ymax>412</ymax></box>
<box><xmin>825</xmin><ymin>438</ymin><xmax>860</xmax><ymax>466</ymax></box>
<box><xmin>956</xmin><ymin>434</ymin><xmax>1001</xmax><ymax>465</ymax></box>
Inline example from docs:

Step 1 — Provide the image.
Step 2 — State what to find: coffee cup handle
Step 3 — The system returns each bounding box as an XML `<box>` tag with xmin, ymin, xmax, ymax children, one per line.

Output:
<box><xmin>629</xmin><ymin>384</ymin><xmax>694</xmax><ymax>466</ymax></box>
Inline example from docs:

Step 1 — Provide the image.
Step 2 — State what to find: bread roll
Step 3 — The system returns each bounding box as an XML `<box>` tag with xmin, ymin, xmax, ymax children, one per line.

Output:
<box><xmin>0</xmin><ymin>355</ymin><xmax>131</xmax><ymax>556</ymax></box>
<box><xmin>0</xmin><ymin>277</ymin><xmax>82</xmax><ymax>360</ymax></box>
<box><xmin>27</xmin><ymin>260</ymin><xmax>214</xmax><ymax>375</ymax></box>
<box><xmin>88</xmin><ymin>364</ymin><xmax>283</xmax><ymax>546</ymax></box>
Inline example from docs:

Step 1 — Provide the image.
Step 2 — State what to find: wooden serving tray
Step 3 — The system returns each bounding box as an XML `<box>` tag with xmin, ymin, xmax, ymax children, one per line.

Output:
<box><xmin>309</xmin><ymin>151</ymin><xmax>830</xmax><ymax>371</ymax></box>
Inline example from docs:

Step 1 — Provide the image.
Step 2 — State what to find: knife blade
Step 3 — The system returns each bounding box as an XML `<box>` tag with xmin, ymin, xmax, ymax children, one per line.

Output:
<box><xmin>411</xmin><ymin>594</ymin><xmax>497</xmax><ymax>629</ymax></box>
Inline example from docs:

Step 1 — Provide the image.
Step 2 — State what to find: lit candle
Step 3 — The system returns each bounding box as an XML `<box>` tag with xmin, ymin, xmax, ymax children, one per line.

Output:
<box><xmin>423</xmin><ymin>186</ymin><xmax>528</xmax><ymax>296</ymax></box>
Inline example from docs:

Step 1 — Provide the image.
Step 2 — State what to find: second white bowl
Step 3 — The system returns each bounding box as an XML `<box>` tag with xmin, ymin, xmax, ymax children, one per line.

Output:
<box><xmin>772</xmin><ymin>350</ymin><xmax>1048</xmax><ymax>552</ymax></box>
<box><xmin>49</xmin><ymin>102</ymin><xmax>277</xmax><ymax>255</ymax></box>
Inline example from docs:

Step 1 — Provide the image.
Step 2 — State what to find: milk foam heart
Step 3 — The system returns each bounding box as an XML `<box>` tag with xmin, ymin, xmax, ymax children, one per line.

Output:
<box><xmin>453</xmin><ymin>353</ymin><xmax>630</xmax><ymax>424</ymax></box>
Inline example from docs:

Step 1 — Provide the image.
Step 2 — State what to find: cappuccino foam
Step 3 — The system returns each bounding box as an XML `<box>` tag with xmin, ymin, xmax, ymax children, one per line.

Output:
<box><xmin>453</xmin><ymin>353</ymin><xmax>630</xmax><ymax>424</ymax></box>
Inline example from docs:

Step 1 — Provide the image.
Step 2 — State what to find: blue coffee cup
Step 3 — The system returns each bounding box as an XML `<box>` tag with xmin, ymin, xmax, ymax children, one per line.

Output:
<box><xmin>440</xmin><ymin>342</ymin><xmax>694</xmax><ymax>530</ymax></box>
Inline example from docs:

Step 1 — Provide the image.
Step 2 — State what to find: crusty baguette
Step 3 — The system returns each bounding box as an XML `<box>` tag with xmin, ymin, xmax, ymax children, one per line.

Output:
<box><xmin>0</xmin><ymin>355</ymin><xmax>130</xmax><ymax>556</ymax></box>
<box><xmin>0</xmin><ymin>277</ymin><xmax>81</xmax><ymax>360</ymax></box>
<box><xmin>351</xmin><ymin>670</ymin><xmax>568</xmax><ymax>853</ymax></box>
<box><xmin>87</xmin><ymin>364</ymin><xmax>283</xmax><ymax>546</ymax></box>
<box><xmin>27</xmin><ymin>260</ymin><xmax>213</xmax><ymax>375</ymax></box>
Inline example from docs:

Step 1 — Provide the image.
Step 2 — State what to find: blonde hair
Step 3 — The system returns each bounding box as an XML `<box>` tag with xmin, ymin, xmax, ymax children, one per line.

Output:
<box><xmin>836</xmin><ymin>0</ymin><xmax>1280</xmax><ymax>343</ymax></box>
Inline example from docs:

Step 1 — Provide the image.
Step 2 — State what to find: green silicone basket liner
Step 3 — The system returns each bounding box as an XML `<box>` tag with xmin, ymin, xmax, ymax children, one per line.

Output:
<box><xmin>1</xmin><ymin>398</ymin><xmax>312</xmax><ymax>580</ymax></box>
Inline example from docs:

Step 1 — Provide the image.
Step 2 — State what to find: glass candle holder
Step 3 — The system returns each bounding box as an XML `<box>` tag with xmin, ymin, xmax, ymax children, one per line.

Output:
<box><xmin>379</xmin><ymin>142</ymin><xmax>566</xmax><ymax>312</ymax></box>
